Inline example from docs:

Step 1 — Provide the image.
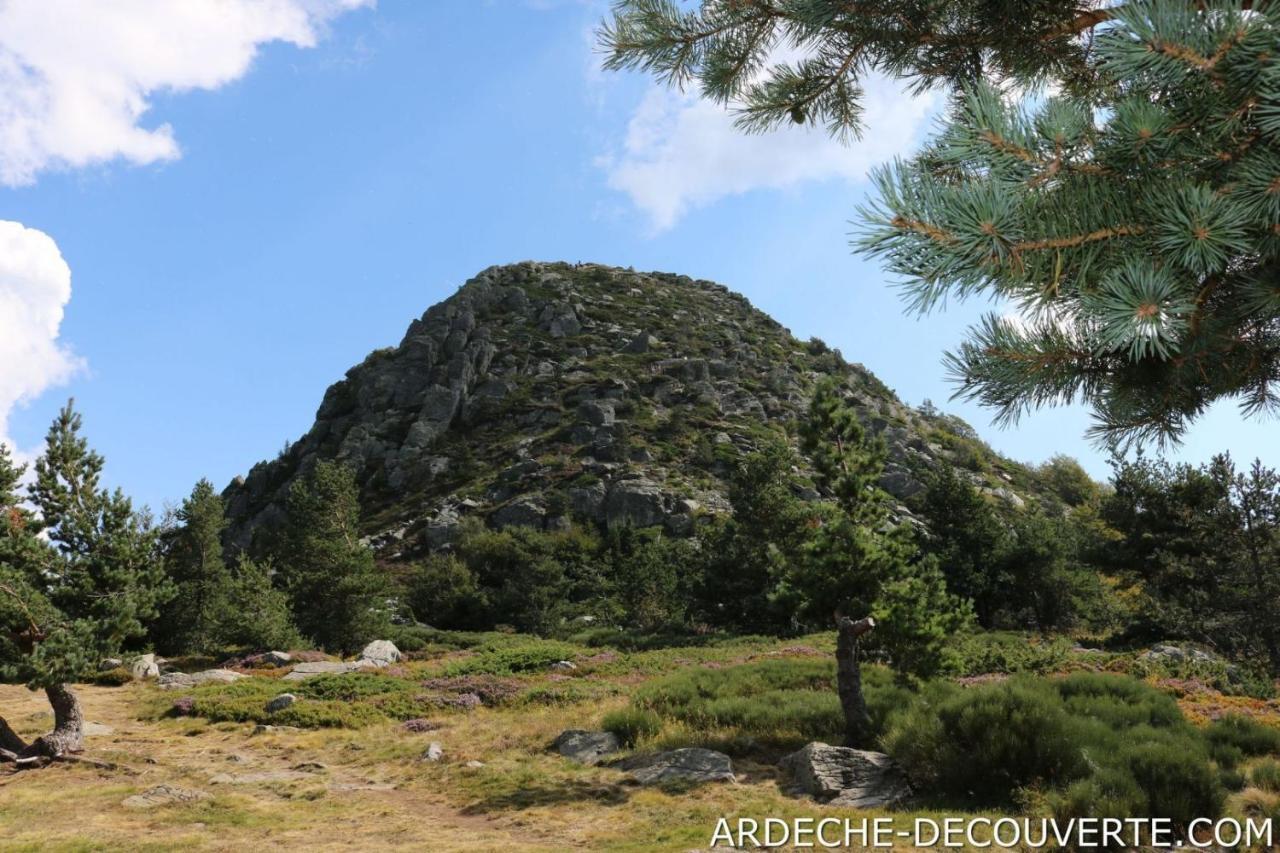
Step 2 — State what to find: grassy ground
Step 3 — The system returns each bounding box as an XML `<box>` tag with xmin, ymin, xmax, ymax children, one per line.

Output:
<box><xmin>2</xmin><ymin>633</ymin><xmax>1279</xmax><ymax>851</ymax></box>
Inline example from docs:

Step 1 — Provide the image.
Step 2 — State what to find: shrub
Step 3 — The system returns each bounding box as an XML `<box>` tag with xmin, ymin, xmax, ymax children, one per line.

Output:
<box><xmin>602</xmin><ymin>708</ymin><xmax>662</xmax><ymax>747</ymax></box>
<box><xmin>91</xmin><ymin>667</ymin><xmax>133</xmax><ymax>686</ymax></box>
<box><xmin>946</xmin><ymin>632</ymin><xmax>1073</xmax><ymax>676</ymax></box>
<box><xmin>444</xmin><ymin>640</ymin><xmax>581</xmax><ymax>675</ymax></box>
<box><xmin>1251</xmin><ymin>758</ymin><xmax>1280</xmax><ymax>793</ymax></box>
<box><xmin>1205</xmin><ymin>715</ymin><xmax>1280</xmax><ymax>758</ymax></box>
<box><xmin>884</xmin><ymin>678</ymin><xmax>1093</xmax><ymax>805</ymax></box>
<box><xmin>1122</xmin><ymin>738</ymin><xmax>1224</xmax><ymax>826</ymax></box>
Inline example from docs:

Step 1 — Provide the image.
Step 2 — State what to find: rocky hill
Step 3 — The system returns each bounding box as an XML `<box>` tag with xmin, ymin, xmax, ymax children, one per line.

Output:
<box><xmin>223</xmin><ymin>261</ymin><xmax>1047</xmax><ymax>558</ymax></box>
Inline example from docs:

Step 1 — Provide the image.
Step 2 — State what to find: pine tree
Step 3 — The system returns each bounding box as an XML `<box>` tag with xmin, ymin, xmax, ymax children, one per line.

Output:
<box><xmin>1</xmin><ymin>403</ymin><xmax>166</xmax><ymax>766</ymax></box>
<box><xmin>275</xmin><ymin>461</ymin><xmax>388</xmax><ymax>655</ymax></box>
<box><xmin>218</xmin><ymin>555</ymin><xmax>300</xmax><ymax>652</ymax></box>
<box><xmin>602</xmin><ymin>2</ymin><xmax>1280</xmax><ymax>446</ymax></box>
<box><xmin>155</xmin><ymin>479</ymin><xmax>231</xmax><ymax>654</ymax></box>
<box><xmin>797</xmin><ymin>379</ymin><xmax>969</xmax><ymax>746</ymax></box>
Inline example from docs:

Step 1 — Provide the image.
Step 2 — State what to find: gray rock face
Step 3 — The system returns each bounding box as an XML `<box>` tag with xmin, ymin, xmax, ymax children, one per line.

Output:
<box><xmin>219</xmin><ymin>262</ymin><xmax>1040</xmax><ymax>558</ymax></box>
<box><xmin>779</xmin><ymin>742</ymin><xmax>912</xmax><ymax>808</ymax></box>
<box><xmin>158</xmin><ymin>669</ymin><xmax>245</xmax><ymax>690</ymax></box>
<box><xmin>605</xmin><ymin>479</ymin><xmax>666</xmax><ymax>529</ymax></box>
<box><xmin>491</xmin><ymin>496</ymin><xmax>546</xmax><ymax>530</ymax></box>
<box><xmin>552</xmin><ymin>730</ymin><xmax>620</xmax><ymax>766</ymax></box>
<box><xmin>130</xmin><ymin>654</ymin><xmax>160</xmax><ymax>680</ymax></box>
<box><xmin>616</xmin><ymin>748</ymin><xmax>735</xmax><ymax>785</ymax></box>
<box><xmin>360</xmin><ymin>640</ymin><xmax>402</xmax><ymax>666</ymax></box>
<box><xmin>266</xmin><ymin>694</ymin><xmax>298</xmax><ymax>714</ymax></box>
<box><xmin>99</xmin><ymin>658</ymin><xmax>123</xmax><ymax>672</ymax></box>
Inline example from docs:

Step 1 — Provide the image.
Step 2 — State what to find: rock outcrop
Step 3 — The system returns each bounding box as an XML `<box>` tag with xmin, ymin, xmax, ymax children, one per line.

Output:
<box><xmin>222</xmin><ymin>262</ymin><xmax>1053</xmax><ymax>557</ymax></box>
<box><xmin>779</xmin><ymin>742</ymin><xmax>912</xmax><ymax>808</ymax></box>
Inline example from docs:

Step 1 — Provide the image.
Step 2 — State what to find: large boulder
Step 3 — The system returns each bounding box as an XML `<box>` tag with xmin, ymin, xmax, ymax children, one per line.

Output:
<box><xmin>359</xmin><ymin>640</ymin><xmax>402</xmax><ymax>667</ymax></box>
<box><xmin>779</xmin><ymin>742</ymin><xmax>911</xmax><ymax>808</ymax></box>
<box><xmin>552</xmin><ymin>730</ymin><xmax>620</xmax><ymax>766</ymax></box>
<box><xmin>265</xmin><ymin>694</ymin><xmax>298</xmax><ymax>714</ymax></box>
<box><xmin>604</xmin><ymin>479</ymin><xmax>666</xmax><ymax>529</ymax></box>
<box><xmin>615</xmin><ymin>748</ymin><xmax>735</xmax><ymax>785</ymax></box>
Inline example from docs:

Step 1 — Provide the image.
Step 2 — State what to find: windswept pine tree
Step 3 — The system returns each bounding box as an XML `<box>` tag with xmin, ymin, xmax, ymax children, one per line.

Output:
<box><xmin>601</xmin><ymin>1</ymin><xmax>1280</xmax><ymax>446</ymax></box>
<box><xmin>0</xmin><ymin>403</ymin><xmax>166</xmax><ymax>767</ymax></box>
<box><xmin>797</xmin><ymin>379</ymin><xmax>970</xmax><ymax>746</ymax></box>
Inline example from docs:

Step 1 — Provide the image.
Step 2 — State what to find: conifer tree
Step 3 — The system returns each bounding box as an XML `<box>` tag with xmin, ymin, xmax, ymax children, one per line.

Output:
<box><xmin>275</xmin><ymin>461</ymin><xmax>388</xmax><ymax>655</ymax></box>
<box><xmin>602</xmin><ymin>2</ymin><xmax>1280</xmax><ymax>445</ymax></box>
<box><xmin>155</xmin><ymin>479</ymin><xmax>231</xmax><ymax>654</ymax></box>
<box><xmin>218</xmin><ymin>555</ymin><xmax>301</xmax><ymax>652</ymax></box>
<box><xmin>798</xmin><ymin>379</ymin><xmax>969</xmax><ymax>746</ymax></box>
<box><xmin>1</xmin><ymin>403</ymin><xmax>165</xmax><ymax>766</ymax></box>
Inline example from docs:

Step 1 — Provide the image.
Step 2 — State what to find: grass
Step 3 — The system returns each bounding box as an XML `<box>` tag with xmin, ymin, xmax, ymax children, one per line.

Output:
<box><xmin>4</xmin><ymin>630</ymin><xmax>1280</xmax><ymax>851</ymax></box>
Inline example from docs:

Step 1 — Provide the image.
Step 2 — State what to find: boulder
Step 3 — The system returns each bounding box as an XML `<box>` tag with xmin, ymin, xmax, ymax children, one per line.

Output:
<box><xmin>491</xmin><ymin>496</ymin><xmax>546</xmax><ymax>530</ymax></box>
<box><xmin>623</xmin><ymin>332</ymin><xmax>657</xmax><ymax>353</ymax></box>
<box><xmin>579</xmin><ymin>400</ymin><xmax>616</xmax><ymax>427</ymax></box>
<box><xmin>130</xmin><ymin>653</ymin><xmax>161</xmax><ymax>680</ymax></box>
<box><xmin>616</xmin><ymin>748</ymin><xmax>735</xmax><ymax>785</ymax></box>
<box><xmin>550</xmin><ymin>660</ymin><xmax>577</xmax><ymax>672</ymax></box>
<box><xmin>158</xmin><ymin>669</ymin><xmax>245</xmax><ymax>690</ymax></box>
<box><xmin>605</xmin><ymin>479</ymin><xmax>666</xmax><ymax>529</ymax></box>
<box><xmin>423</xmin><ymin>742</ymin><xmax>444</xmax><ymax>762</ymax></box>
<box><xmin>99</xmin><ymin>658</ymin><xmax>124</xmax><ymax>672</ymax></box>
<box><xmin>265</xmin><ymin>694</ymin><xmax>298</xmax><ymax>714</ymax></box>
<box><xmin>260</xmin><ymin>651</ymin><xmax>293</xmax><ymax>667</ymax></box>
<box><xmin>359</xmin><ymin>640</ymin><xmax>402</xmax><ymax>667</ymax></box>
<box><xmin>552</xmin><ymin>730</ymin><xmax>620</xmax><ymax>766</ymax></box>
<box><xmin>779</xmin><ymin>742</ymin><xmax>911</xmax><ymax>809</ymax></box>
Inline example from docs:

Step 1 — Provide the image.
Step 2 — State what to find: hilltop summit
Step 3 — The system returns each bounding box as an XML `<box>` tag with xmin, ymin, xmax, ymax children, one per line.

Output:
<box><xmin>223</xmin><ymin>261</ymin><xmax>1035</xmax><ymax>556</ymax></box>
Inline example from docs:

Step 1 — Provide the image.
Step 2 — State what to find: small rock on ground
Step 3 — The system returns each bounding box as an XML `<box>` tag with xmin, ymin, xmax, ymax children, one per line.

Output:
<box><xmin>122</xmin><ymin>785</ymin><xmax>211</xmax><ymax>809</ymax></box>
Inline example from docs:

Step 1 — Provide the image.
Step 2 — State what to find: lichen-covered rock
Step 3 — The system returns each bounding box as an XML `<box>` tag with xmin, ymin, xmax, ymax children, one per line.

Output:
<box><xmin>779</xmin><ymin>742</ymin><xmax>912</xmax><ymax>808</ymax></box>
<box><xmin>158</xmin><ymin>669</ymin><xmax>245</xmax><ymax>690</ymax></box>
<box><xmin>605</xmin><ymin>479</ymin><xmax>666</xmax><ymax>529</ymax></box>
<box><xmin>552</xmin><ymin>730</ymin><xmax>620</xmax><ymax>765</ymax></box>
<box><xmin>615</xmin><ymin>748</ymin><xmax>735</xmax><ymax>785</ymax></box>
<box><xmin>359</xmin><ymin>640</ymin><xmax>402</xmax><ymax>666</ymax></box>
<box><xmin>130</xmin><ymin>654</ymin><xmax>161</xmax><ymax>680</ymax></box>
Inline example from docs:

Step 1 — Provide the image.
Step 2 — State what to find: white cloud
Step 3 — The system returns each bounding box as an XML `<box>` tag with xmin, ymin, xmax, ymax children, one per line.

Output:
<box><xmin>599</xmin><ymin>75</ymin><xmax>940</xmax><ymax>232</ymax></box>
<box><xmin>0</xmin><ymin>221</ymin><xmax>81</xmax><ymax>456</ymax></box>
<box><xmin>0</xmin><ymin>0</ymin><xmax>373</xmax><ymax>186</ymax></box>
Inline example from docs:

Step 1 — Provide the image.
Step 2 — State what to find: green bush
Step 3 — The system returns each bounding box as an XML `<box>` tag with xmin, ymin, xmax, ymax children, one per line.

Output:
<box><xmin>623</xmin><ymin>659</ymin><xmax>909</xmax><ymax>749</ymax></box>
<box><xmin>444</xmin><ymin>640</ymin><xmax>582</xmax><ymax>675</ymax></box>
<box><xmin>602</xmin><ymin>708</ymin><xmax>662</xmax><ymax>747</ymax></box>
<box><xmin>884</xmin><ymin>673</ymin><xmax>1225</xmax><ymax>824</ymax></box>
<box><xmin>91</xmin><ymin>667</ymin><xmax>133</xmax><ymax>686</ymax></box>
<box><xmin>884</xmin><ymin>678</ymin><xmax>1093</xmax><ymax>805</ymax></box>
<box><xmin>946</xmin><ymin>632</ymin><xmax>1073</xmax><ymax>676</ymax></box>
<box><xmin>1250</xmin><ymin>758</ymin><xmax>1280</xmax><ymax>793</ymax></box>
<box><xmin>1205</xmin><ymin>715</ymin><xmax>1280</xmax><ymax>758</ymax></box>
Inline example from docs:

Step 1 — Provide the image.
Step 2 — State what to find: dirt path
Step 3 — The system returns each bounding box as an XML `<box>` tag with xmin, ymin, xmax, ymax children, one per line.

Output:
<box><xmin>0</xmin><ymin>684</ymin><xmax>572</xmax><ymax>852</ymax></box>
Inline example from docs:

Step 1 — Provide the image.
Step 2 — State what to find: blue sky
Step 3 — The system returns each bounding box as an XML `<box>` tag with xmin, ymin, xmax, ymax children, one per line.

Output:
<box><xmin>0</xmin><ymin>0</ymin><xmax>1273</xmax><ymax>513</ymax></box>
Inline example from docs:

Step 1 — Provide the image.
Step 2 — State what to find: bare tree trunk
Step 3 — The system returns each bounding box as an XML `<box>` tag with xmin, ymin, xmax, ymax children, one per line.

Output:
<box><xmin>0</xmin><ymin>683</ymin><xmax>84</xmax><ymax>768</ymax></box>
<box><xmin>836</xmin><ymin>616</ymin><xmax>875</xmax><ymax>748</ymax></box>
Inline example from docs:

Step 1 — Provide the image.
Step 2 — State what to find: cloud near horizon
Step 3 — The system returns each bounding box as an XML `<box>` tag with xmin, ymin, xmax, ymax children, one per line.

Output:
<box><xmin>0</xmin><ymin>221</ymin><xmax>80</xmax><ymax>458</ymax></box>
<box><xmin>600</xmin><ymin>75</ymin><xmax>939</xmax><ymax>232</ymax></box>
<box><xmin>0</xmin><ymin>0</ymin><xmax>373</xmax><ymax>186</ymax></box>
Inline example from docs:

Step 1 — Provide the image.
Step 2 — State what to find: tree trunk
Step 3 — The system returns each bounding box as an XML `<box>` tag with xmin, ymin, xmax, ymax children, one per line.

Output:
<box><xmin>836</xmin><ymin>616</ymin><xmax>875</xmax><ymax>748</ymax></box>
<box><xmin>0</xmin><ymin>683</ymin><xmax>84</xmax><ymax>768</ymax></box>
